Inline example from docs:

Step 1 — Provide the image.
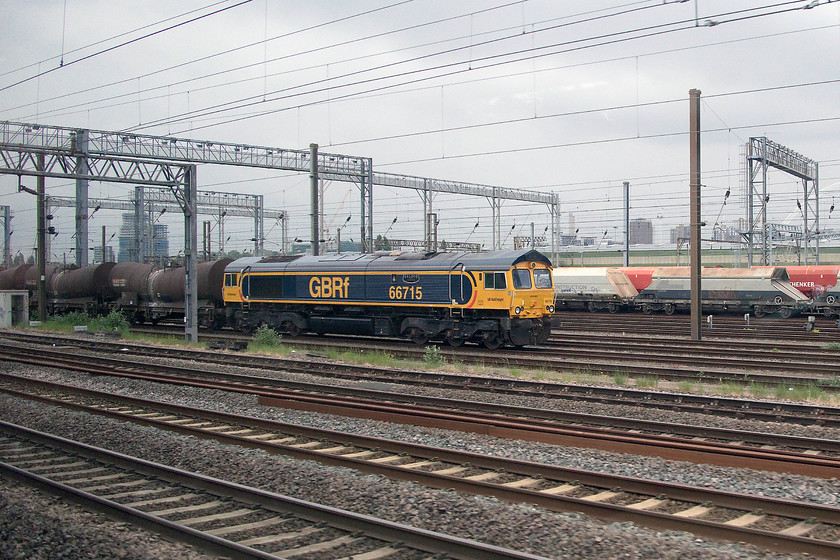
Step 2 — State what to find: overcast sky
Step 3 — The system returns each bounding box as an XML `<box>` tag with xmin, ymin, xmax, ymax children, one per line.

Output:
<box><xmin>1</xmin><ymin>0</ymin><xmax>838</xmax><ymax>260</ymax></box>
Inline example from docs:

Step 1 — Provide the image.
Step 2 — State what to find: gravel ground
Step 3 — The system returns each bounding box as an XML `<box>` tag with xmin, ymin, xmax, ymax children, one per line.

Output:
<box><xmin>0</xmin><ymin>347</ymin><xmax>838</xmax><ymax>559</ymax></box>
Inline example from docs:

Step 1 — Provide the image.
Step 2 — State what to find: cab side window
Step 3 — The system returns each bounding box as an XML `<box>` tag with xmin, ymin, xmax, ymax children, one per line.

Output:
<box><xmin>484</xmin><ymin>272</ymin><xmax>507</xmax><ymax>289</ymax></box>
<box><xmin>512</xmin><ymin>269</ymin><xmax>532</xmax><ymax>289</ymax></box>
<box><xmin>224</xmin><ymin>273</ymin><xmax>236</xmax><ymax>287</ymax></box>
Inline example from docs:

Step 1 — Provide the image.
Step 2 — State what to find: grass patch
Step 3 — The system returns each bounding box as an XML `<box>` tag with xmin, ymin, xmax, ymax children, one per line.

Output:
<box><xmin>717</xmin><ymin>381</ymin><xmax>745</xmax><ymax>396</ymax></box>
<box><xmin>774</xmin><ymin>383</ymin><xmax>825</xmax><ymax>401</ymax></box>
<box><xmin>635</xmin><ymin>376</ymin><xmax>659</xmax><ymax>389</ymax></box>
<box><xmin>613</xmin><ymin>372</ymin><xmax>628</xmax><ymax>386</ymax></box>
<box><xmin>42</xmin><ymin>310</ymin><xmax>131</xmax><ymax>336</ymax></box>
<box><xmin>748</xmin><ymin>382</ymin><xmax>770</xmax><ymax>398</ymax></box>
<box><xmin>677</xmin><ymin>380</ymin><xmax>698</xmax><ymax>393</ymax></box>
<box><xmin>824</xmin><ymin>342</ymin><xmax>840</xmax><ymax>351</ymax></box>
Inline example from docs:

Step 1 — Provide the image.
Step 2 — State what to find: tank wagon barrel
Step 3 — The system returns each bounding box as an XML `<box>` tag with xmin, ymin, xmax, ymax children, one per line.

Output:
<box><xmin>0</xmin><ymin>264</ymin><xmax>32</xmax><ymax>290</ymax></box>
<box><xmin>52</xmin><ymin>262</ymin><xmax>118</xmax><ymax>300</ymax></box>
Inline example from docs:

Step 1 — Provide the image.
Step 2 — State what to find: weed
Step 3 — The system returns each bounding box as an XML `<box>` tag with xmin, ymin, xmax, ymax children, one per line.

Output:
<box><xmin>748</xmin><ymin>382</ymin><xmax>770</xmax><ymax>398</ymax></box>
<box><xmin>252</xmin><ymin>324</ymin><xmax>282</xmax><ymax>347</ymax></box>
<box><xmin>636</xmin><ymin>376</ymin><xmax>659</xmax><ymax>389</ymax></box>
<box><xmin>824</xmin><ymin>342</ymin><xmax>840</xmax><ymax>351</ymax></box>
<box><xmin>677</xmin><ymin>380</ymin><xmax>697</xmax><ymax>393</ymax></box>
<box><xmin>613</xmin><ymin>372</ymin><xmax>628</xmax><ymax>386</ymax></box>
<box><xmin>718</xmin><ymin>382</ymin><xmax>744</xmax><ymax>396</ymax></box>
<box><xmin>423</xmin><ymin>345</ymin><xmax>445</xmax><ymax>367</ymax></box>
<box><xmin>818</xmin><ymin>377</ymin><xmax>840</xmax><ymax>387</ymax></box>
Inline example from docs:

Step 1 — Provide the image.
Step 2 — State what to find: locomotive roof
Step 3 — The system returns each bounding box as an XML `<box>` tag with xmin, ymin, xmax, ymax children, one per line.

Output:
<box><xmin>226</xmin><ymin>249</ymin><xmax>551</xmax><ymax>273</ymax></box>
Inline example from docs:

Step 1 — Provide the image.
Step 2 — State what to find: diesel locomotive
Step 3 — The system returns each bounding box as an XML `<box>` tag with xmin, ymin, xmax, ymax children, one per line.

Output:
<box><xmin>223</xmin><ymin>249</ymin><xmax>556</xmax><ymax>348</ymax></box>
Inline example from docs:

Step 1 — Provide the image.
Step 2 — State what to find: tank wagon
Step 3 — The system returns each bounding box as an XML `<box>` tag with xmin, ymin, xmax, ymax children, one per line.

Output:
<box><xmin>0</xmin><ymin>264</ymin><xmax>32</xmax><ymax>290</ymax></box>
<box><xmin>223</xmin><ymin>249</ymin><xmax>556</xmax><ymax>348</ymax></box>
<box><xmin>51</xmin><ymin>262</ymin><xmax>117</xmax><ymax>313</ymax></box>
<box><xmin>553</xmin><ymin>266</ymin><xmax>809</xmax><ymax>317</ymax></box>
<box><xmin>553</xmin><ymin>267</ymin><xmax>638</xmax><ymax>312</ymax></box>
<box><xmin>30</xmin><ymin>258</ymin><xmax>231</xmax><ymax>328</ymax></box>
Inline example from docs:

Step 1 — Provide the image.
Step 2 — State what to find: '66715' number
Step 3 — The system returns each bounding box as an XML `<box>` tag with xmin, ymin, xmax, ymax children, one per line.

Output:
<box><xmin>389</xmin><ymin>285</ymin><xmax>422</xmax><ymax>300</ymax></box>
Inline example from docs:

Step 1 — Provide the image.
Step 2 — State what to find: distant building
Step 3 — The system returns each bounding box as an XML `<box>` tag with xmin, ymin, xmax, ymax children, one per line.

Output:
<box><xmin>93</xmin><ymin>246</ymin><xmax>115</xmax><ymax>263</ymax></box>
<box><xmin>118</xmin><ymin>213</ymin><xmax>169</xmax><ymax>263</ymax></box>
<box><xmin>670</xmin><ymin>224</ymin><xmax>691</xmax><ymax>244</ymax></box>
<box><xmin>629</xmin><ymin>218</ymin><xmax>653</xmax><ymax>245</ymax></box>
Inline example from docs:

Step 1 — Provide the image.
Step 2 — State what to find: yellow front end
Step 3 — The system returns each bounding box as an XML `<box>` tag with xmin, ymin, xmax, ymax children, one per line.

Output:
<box><xmin>508</xmin><ymin>262</ymin><xmax>555</xmax><ymax>319</ymax></box>
<box><xmin>470</xmin><ymin>262</ymin><xmax>554</xmax><ymax>318</ymax></box>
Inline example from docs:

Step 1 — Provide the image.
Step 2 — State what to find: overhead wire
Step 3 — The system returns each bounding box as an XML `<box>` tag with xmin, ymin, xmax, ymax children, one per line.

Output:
<box><xmin>125</xmin><ymin>0</ymin><xmax>818</xmax><ymax>133</ymax></box>
<box><xmin>0</xmin><ymin>0</ymin><xmax>254</xmax><ymax>93</ymax></box>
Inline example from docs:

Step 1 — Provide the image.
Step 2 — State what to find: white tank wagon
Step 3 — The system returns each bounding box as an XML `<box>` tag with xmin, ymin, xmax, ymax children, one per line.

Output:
<box><xmin>553</xmin><ymin>267</ymin><xmax>638</xmax><ymax>313</ymax></box>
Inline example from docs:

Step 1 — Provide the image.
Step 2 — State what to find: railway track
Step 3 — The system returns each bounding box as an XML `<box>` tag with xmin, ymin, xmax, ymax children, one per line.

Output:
<box><xmin>3</xmin><ymin>374</ymin><xmax>840</xmax><ymax>557</ymax></box>
<box><xmin>3</xmin><ymin>342</ymin><xmax>840</xmax><ymax>478</ymax></box>
<box><xmin>553</xmin><ymin>311</ymin><xmax>840</xmax><ymax>340</ymax></box>
<box><xmin>4</xmin><ymin>330</ymin><xmax>840</xmax><ymax>428</ymax></box>
<box><xmin>126</xmin><ymin>323</ymin><xmax>840</xmax><ymax>387</ymax></box>
<box><xmin>0</xmin><ymin>420</ymin><xmax>545</xmax><ymax>560</ymax></box>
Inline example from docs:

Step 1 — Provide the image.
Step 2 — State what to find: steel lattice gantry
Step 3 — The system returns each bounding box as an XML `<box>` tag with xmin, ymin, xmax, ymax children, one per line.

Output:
<box><xmin>0</xmin><ymin>126</ymin><xmax>205</xmax><ymax>342</ymax></box>
<box><xmin>2</xmin><ymin>121</ymin><xmax>562</xmax><ymax>261</ymax></box>
<box><xmin>377</xmin><ymin>172</ymin><xmax>561</xmax><ymax>259</ymax></box>
<box><xmin>744</xmin><ymin>137</ymin><xmax>819</xmax><ymax>265</ymax></box>
<box><xmin>45</xmin><ymin>188</ymin><xmax>286</xmax><ymax>262</ymax></box>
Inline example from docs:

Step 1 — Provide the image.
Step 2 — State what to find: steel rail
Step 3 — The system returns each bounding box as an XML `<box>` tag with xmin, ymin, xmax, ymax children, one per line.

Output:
<box><xmin>2</xmin><ymin>347</ymin><xmax>840</xmax><ymax>478</ymax></box>
<box><xmin>0</xmin><ymin>420</ymin><xmax>548</xmax><ymax>560</ymax></box>
<box><xmin>5</xmin><ymin>330</ymin><xmax>840</xmax><ymax>427</ymax></box>
<box><xmin>3</xmin><ymin>376</ymin><xmax>840</xmax><ymax>558</ymax></box>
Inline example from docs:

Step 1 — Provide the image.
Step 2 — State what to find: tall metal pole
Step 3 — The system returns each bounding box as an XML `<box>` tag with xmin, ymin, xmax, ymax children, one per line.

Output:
<box><xmin>183</xmin><ymin>165</ymin><xmax>198</xmax><ymax>342</ymax></box>
<box><xmin>37</xmin><ymin>153</ymin><xmax>47</xmax><ymax>322</ymax></box>
<box><xmin>310</xmin><ymin>143</ymin><xmax>319</xmax><ymax>256</ymax></box>
<box><xmin>73</xmin><ymin>129</ymin><xmax>90</xmax><ymax>267</ymax></box>
<box><xmin>2</xmin><ymin>206</ymin><xmax>10</xmax><ymax>267</ymax></box>
<box><xmin>623</xmin><ymin>181</ymin><xmax>630</xmax><ymax>267</ymax></box>
<box><xmin>689</xmin><ymin>89</ymin><xmax>702</xmax><ymax>341</ymax></box>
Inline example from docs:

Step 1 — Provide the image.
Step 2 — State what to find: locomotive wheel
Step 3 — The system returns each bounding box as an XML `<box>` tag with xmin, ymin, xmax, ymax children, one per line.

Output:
<box><xmin>663</xmin><ymin>303</ymin><xmax>675</xmax><ymax>315</ymax></box>
<box><xmin>409</xmin><ymin>328</ymin><xmax>429</xmax><ymax>345</ymax></box>
<box><xmin>284</xmin><ymin>321</ymin><xmax>301</xmax><ymax>337</ymax></box>
<box><xmin>482</xmin><ymin>332</ymin><xmax>503</xmax><ymax>350</ymax></box>
<box><xmin>444</xmin><ymin>331</ymin><xmax>464</xmax><ymax>347</ymax></box>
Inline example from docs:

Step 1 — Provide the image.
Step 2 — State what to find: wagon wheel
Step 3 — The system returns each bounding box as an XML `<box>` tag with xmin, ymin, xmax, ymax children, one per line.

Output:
<box><xmin>778</xmin><ymin>307</ymin><xmax>793</xmax><ymax>319</ymax></box>
<box><xmin>663</xmin><ymin>303</ymin><xmax>676</xmax><ymax>315</ymax></box>
<box><xmin>642</xmin><ymin>305</ymin><xmax>653</xmax><ymax>315</ymax></box>
<box><xmin>284</xmin><ymin>321</ymin><xmax>301</xmax><ymax>337</ymax></box>
<box><xmin>409</xmin><ymin>328</ymin><xmax>429</xmax><ymax>345</ymax></box>
<box><xmin>753</xmin><ymin>306</ymin><xmax>766</xmax><ymax>318</ymax></box>
<box><xmin>482</xmin><ymin>331</ymin><xmax>503</xmax><ymax>350</ymax></box>
<box><xmin>444</xmin><ymin>330</ymin><xmax>464</xmax><ymax>347</ymax></box>
<box><xmin>607</xmin><ymin>303</ymin><xmax>618</xmax><ymax>314</ymax></box>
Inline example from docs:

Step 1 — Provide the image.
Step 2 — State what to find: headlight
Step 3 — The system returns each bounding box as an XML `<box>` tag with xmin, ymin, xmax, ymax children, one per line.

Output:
<box><xmin>547</xmin><ymin>305</ymin><xmax>555</xmax><ymax>313</ymax></box>
<box><xmin>514</xmin><ymin>306</ymin><xmax>523</xmax><ymax>314</ymax></box>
